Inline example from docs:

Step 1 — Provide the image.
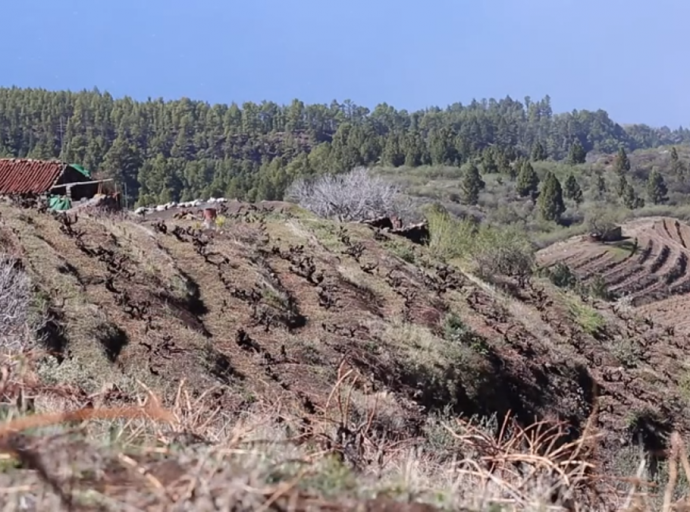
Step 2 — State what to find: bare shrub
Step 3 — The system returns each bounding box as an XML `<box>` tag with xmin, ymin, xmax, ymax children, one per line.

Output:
<box><xmin>286</xmin><ymin>167</ymin><xmax>406</xmax><ymax>222</ymax></box>
<box><xmin>0</xmin><ymin>255</ymin><xmax>34</xmax><ymax>351</ymax></box>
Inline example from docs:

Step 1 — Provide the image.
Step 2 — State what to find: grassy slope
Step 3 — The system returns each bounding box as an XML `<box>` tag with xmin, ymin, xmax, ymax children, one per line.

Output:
<box><xmin>1</xmin><ymin>200</ymin><xmax>690</xmax><ymax>509</ymax></box>
<box><xmin>377</xmin><ymin>144</ymin><xmax>690</xmax><ymax>250</ymax></box>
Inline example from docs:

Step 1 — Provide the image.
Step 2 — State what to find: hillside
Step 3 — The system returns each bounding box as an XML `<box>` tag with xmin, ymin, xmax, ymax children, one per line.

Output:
<box><xmin>1</xmin><ymin>88</ymin><xmax>689</xmax><ymax>208</ymax></box>
<box><xmin>537</xmin><ymin>216</ymin><xmax>690</xmax><ymax>333</ymax></box>
<box><xmin>3</xmin><ymin>198</ymin><xmax>690</xmax><ymax>509</ymax></box>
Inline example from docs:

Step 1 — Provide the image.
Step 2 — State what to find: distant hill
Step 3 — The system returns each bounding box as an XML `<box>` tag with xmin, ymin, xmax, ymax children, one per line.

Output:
<box><xmin>0</xmin><ymin>87</ymin><xmax>688</xmax><ymax>207</ymax></box>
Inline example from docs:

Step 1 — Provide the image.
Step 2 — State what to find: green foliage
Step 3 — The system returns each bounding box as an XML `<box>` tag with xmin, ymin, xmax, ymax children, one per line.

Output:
<box><xmin>470</xmin><ymin>224</ymin><xmax>536</xmax><ymax>286</ymax></box>
<box><xmin>495</xmin><ymin>149</ymin><xmax>512</xmax><ymax>176</ymax></box>
<box><xmin>102</xmin><ymin>137</ymin><xmax>144</xmax><ymax>207</ymax></box>
<box><xmin>381</xmin><ymin>132</ymin><xmax>405</xmax><ymax>167</ymax></box>
<box><xmin>544</xmin><ymin>263</ymin><xmax>578</xmax><ymax>288</ymax></box>
<box><xmin>538</xmin><ymin>172</ymin><xmax>566</xmax><ymax>222</ymax></box>
<box><xmin>646</xmin><ymin>169</ymin><xmax>668</xmax><ymax>204</ymax></box>
<box><xmin>563</xmin><ymin>174</ymin><xmax>583</xmax><ymax>205</ymax></box>
<box><xmin>298</xmin><ymin>455</ymin><xmax>358</xmax><ymax>497</ymax></box>
<box><xmin>584</xmin><ymin>206</ymin><xmax>624</xmax><ymax>236</ymax></box>
<box><xmin>566</xmin><ymin>297</ymin><xmax>605</xmax><ymax>335</ymax></box>
<box><xmin>621</xmin><ymin>180</ymin><xmax>644</xmax><ymax>209</ymax></box>
<box><xmin>567</xmin><ymin>140</ymin><xmax>587</xmax><ymax>164</ymax></box>
<box><xmin>614</xmin><ymin>147</ymin><xmax>631</xmax><ymax>175</ymax></box>
<box><xmin>388</xmin><ymin>240</ymin><xmax>416</xmax><ymax>263</ymax></box>
<box><xmin>586</xmin><ymin>275</ymin><xmax>613</xmax><ymax>301</ymax></box>
<box><xmin>382</xmin><ymin>144</ymin><xmax>690</xmax><ymax>262</ymax></box>
<box><xmin>461</xmin><ymin>162</ymin><xmax>485</xmax><ymax>205</ymax></box>
<box><xmin>671</xmin><ymin>146</ymin><xmax>686</xmax><ymax>176</ymax></box>
<box><xmin>616</xmin><ymin>174</ymin><xmax>627</xmax><ymax>197</ymax></box>
<box><xmin>541</xmin><ymin>263</ymin><xmax>613</xmax><ymax>301</ymax></box>
<box><xmin>0</xmin><ymin>88</ymin><xmax>688</xmax><ymax>206</ymax></box>
<box><xmin>443</xmin><ymin>313</ymin><xmax>489</xmax><ymax>355</ymax></box>
<box><xmin>531</xmin><ymin>141</ymin><xmax>547</xmax><ymax>161</ymax></box>
<box><xmin>481</xmin><ymin>148</ymin><xmax>498</xmax><ymax>174</ymax></box>
<box><xmin>516</xmin><ymin>160</ymin><xmax>540</xmax><ymax>198</ymax></box>
<box><xmin>593</xmin><ymin>173</ymin><xmax>607</xmax><ymax>198</ymax></box>
<box><xmin>423</xmin><ymin>205</ymin><xmax>534</xmax><ymax>285</ymax></box>
<box><xmin>424</xmin><ymin>204</ymin><xmax>477</xmax><ymax>260</ymax></box>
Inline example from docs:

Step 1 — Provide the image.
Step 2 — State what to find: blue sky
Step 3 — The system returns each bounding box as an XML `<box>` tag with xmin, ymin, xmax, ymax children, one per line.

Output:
<box><xmin>4</xmin><ymin>0</ymin><xmax>688</xmax><ymax>127</ymax></box>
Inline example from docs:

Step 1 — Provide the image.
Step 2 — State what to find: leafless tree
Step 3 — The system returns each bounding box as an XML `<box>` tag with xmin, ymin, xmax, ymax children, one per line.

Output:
<box><xmin>0</xmin><ymin>255</ymin><xmax>34</xmax><ymax>351</ymax></box>
<box><xmin>286</xmin><ymin>167</ymin><xmax>408</xmax><ymax>222</ymax></box>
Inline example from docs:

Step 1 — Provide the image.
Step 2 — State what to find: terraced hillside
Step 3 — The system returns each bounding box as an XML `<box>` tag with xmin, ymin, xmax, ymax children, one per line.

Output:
<box><xmin>4</xmin><ymin>201</ymin><xmax>690</xmax><ymax>508</ymax></box>
<box><xmin>537</xmin><ymin>216</ymin><xmax>690</xmax><ymax>333</ymax></box>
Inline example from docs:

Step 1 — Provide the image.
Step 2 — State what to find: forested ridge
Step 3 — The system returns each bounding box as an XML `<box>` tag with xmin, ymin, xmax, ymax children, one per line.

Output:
<box><xmin>0</xmin><ymin>86</ymin><xmax>688</xmax><ymax>206</ymax></box>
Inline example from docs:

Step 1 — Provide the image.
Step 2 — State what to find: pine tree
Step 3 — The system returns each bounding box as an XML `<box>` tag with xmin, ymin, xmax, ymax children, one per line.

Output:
<box><xmin>614</xmin><ymin>147</ymin><xmax>631</xmax><ymax>175</ymax></box>
<box><xmin>504</xmin><ymin>147</ymin><xmax>518</xmax><ymax>162</ymax></box>
<box><xmin>495</xmin><ymin>149</ymin><xmax>511</xmax><ymax>176</ymax></box>
<box><xmin>671</xmin><ymin>146</ymin><xmax>686</xmax><ymax>177</ymax></box>
<box><xmin>428</xmin><ymin>127</ymin><xmax>457</xmax><ymax>165</ymax></box>
<box><xmin>516</xmin><ymin>160</ymin><xmax>540</xmax><ymax>199</ymax></box>
<box><xmin>403</xmin><ymin>133</ymin><xmax>424</xmax><ymax>167</ymax></box>
<box><xmin>567</xmin><ymin>140</ymin><xmax>586</xmax><ymax>164</ymax></box>
<box><xmin>563</xmin><ymin>174</ymin><xmax>583</xmax><ymax>205</ymax></box>
<box><xmin>381</xmin><ymin>133</ymin><xmax>405</xmax><ymax>167</ymax></box>
<box><xmin>622</xmin><ymin>183</ymin><xmax>644</xmax><ymax>209</ymax></box>
<box><xmin>616</xmin><ymin>174</ymin><xmax>629</xmax><ymax>197</ymax></box>
<box><xmin>593</xmin><ymin>173</ymin><xmax>607</xmax><ymax>198</ymax></box>
<box><xmin>481</xmin><ymin>148</ymin><xmax>498</xmax><ymax>174</ymax></box>
<box><xmin>461</xmin><ymin>162</ymin><xmax>485</xmax><ymax>205</ymax></box>
<box><xmin>531</xmin><ymin>141</ymin><xmax>547</xmax><ymax>161</ymax></box>
<box><xmin>646</xmin><ymin>169</ymin><xmax>668</xmax><ymax>204</ymax></box>
<box><xmin>538</xmin><ymin>172</ymin><xmax>566</xmax><ymax>222</ymax></box>
<box><xmin>102</xmin><ymin>136</ymin><xmax>143</xmax><ymax>207</ymax></box>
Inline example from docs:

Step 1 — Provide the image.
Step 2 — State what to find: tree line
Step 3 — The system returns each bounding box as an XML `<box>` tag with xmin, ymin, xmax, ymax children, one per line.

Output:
<box><xmin>454</xmin><ymin>143</ymin><xmax>678</xmax><ymax>224</ymax></box>
<box><xmin>0</xmin><ymin>87</ymin><xmax>687</xmax><ymax>207</ymax></box>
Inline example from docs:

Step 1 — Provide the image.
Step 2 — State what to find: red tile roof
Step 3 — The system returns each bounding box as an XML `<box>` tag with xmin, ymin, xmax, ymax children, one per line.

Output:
<box><xmin>0</xmin><ymin>159</ymin><xmax>67</xmax><ymax>194</ymax></box>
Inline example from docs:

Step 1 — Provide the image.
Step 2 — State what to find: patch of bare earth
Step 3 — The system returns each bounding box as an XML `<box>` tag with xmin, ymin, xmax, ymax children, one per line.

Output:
<box><xmin>2</xmin><ymin>203</ymin><xmax>690</xmax><ymax>508</ymax></box>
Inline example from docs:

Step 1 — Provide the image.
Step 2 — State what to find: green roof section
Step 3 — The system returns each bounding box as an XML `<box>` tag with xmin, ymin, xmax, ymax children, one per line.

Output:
<box><xmin>69</xmin><ymin>163</ymin><xmax>91</xmax><ymax>178</ymax></box>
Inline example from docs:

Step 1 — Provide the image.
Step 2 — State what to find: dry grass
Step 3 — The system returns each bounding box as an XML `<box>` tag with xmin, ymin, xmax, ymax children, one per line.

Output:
<box><xmin>0</xmin><ymin>356</ymin><xmax>689</xmax><ymax>511</ymax></box>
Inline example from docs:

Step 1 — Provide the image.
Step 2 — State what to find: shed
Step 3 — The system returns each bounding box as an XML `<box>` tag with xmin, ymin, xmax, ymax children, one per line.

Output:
<box><xmin>0</xmin><ymin>158</ymin><xmax>113</xmax><ymax>203</ymax></box>
<box><xmin>588</xmin><ymin>225</ymin><xmax>623</xmax><ymax>242</ymax></box>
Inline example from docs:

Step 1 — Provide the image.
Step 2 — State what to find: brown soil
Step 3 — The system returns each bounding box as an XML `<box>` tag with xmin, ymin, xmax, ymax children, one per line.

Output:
<box><xmin>2</xmin><ymin>204</ymin><xmax>690</xmax><ymax>506</ymax></box>
<box><xmin>538</xmin><ymin>216</ymin><xmax>690</xmax><ymax>333</ymax></box>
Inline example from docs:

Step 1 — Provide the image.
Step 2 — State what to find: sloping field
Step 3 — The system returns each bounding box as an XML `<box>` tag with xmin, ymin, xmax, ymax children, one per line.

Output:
<box><xmin>538</xmin><ymin>216</ymin><xmax>690</xmax><ymax>333</ymax></box>
<box><xmin>2</xmin><ymin>203</ymin><xmax>690</xmax><ymax>508</ymax></box>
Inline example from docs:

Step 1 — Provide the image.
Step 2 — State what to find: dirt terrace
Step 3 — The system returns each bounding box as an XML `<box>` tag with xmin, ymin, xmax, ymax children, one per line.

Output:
<box><xmin>1</xmin><ymin>203</ymin><xmax>690</xmax><ymax>482</ymax></box>
<box><xmin>537</xmin><ymin>216</ymin><xmax>690</xmax><ymax>334</ymax></box>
